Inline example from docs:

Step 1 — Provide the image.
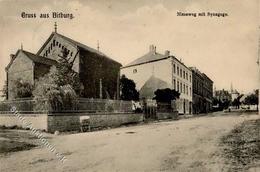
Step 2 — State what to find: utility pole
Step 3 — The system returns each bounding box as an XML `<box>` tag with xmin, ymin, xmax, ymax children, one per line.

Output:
<box><xmin>99</xmin><ymin>78</ymin><xmax>103</xmax><ymax>99</ymax></box>
<box><xmin>256</xmin><ymin>26</ymin><xmax>260</xmax><ymax>115</ymax></box>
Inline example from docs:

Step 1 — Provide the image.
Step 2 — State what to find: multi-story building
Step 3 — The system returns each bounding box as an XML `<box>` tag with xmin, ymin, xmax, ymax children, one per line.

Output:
<box><xmin>120</xmin><ymin>45</ymin><xmax>192</xmax><ymax>114</ymax></box>
<box><xmin>190</xmin><ymin>67</ymin><xmax>213</xmax><ymax>114</ymax></box>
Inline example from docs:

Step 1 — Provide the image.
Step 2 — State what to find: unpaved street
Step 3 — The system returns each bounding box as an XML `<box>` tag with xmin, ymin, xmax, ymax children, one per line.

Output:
<box><xmin>0</xmin><ymin>112</ymin><xmax>259</xmax><ymax>172</ymax></box>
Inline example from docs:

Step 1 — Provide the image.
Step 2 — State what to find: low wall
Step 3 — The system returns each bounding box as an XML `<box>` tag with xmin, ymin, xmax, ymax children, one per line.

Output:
<box><xmin>0</xmin><ymin>113</ymin><xmax>144</xmax><ymax>133</ymax></box>
<box><xmin>0</xmin><ymin>114</ymin><xmax>48</xmax><ymax>131</ymax></box>
<box><xmin>157</xmin><ymin>111</ymin><xmax>179</xmax><ymax>120</ymax></box>
<box><xmin>47</xmin><ymin>113</ymin><xmax>144</xmax><ymax>133</ymax></box>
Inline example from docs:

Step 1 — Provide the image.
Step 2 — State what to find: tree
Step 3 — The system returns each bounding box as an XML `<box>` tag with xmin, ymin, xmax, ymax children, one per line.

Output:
<box><xmin>243</xmin><ymin>90</ymin><xmax>259</xmax><ymax>110</ymax></box>
<box><xmin>52</xmin><ymin>49</ymin><xmax>83</xmax><ymax>95</ymax></box>
<box><xmin>1</xmin><ymin>81</ymin><xmax>8</xmax><ymax>100</ymax></box>
<box><xmin>13</xmin><ymin>79</ymin><xmax>33</xmax><ymax>98</ymax></box>
<box><xmin>232</xmin><ymin>94</ymin><xmax>243</xmax><ymax>109</ymax></box>
<box><xmin>33</xmin><ymin>49</ymin><xmax>82</xmax><ymax>111</ymax></box>
<box><xmin>120</xmin><ymin>75</ymin><xmax>139</xmax><ymax>101</ymax></box>
<box><xmin>153</xmin><ymin>88</ymin><xmax>180</xmax><ymax>103</ymax></box>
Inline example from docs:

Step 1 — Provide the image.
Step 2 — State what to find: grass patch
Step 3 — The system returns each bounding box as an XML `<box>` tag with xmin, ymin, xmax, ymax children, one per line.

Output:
<box><xmin>220</xmin><ymin>119</ymin><xmax>260</xmax><ymax>171</ymax></box>
<box><xmin>0</xmin><ymin>130</ymin><xmax>38</xmax><ymax>154</ymax></box>
<box><xmin>0</xmin><ymin>140</ymin><xmax>36</xmax><ymax>154</ymax></box>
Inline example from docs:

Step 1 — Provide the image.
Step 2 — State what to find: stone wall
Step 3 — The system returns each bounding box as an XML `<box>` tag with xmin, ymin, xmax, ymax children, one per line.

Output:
<box><xmin>47</xmin><ymin>113</ymin><xmax>144</xmax><ymax>133</ymax></box>
<box><xmin>0</xmin><ymin>113</ymin><xmax>143</xmax><ymax>133</ymax></box>
<box><xmin>0</xmin><ymin>114</ymin><xmax>48</xmax><ymax>130</ymax></box>
<box><xmin>7</xmin><ymin>50</ymin><xmax>34</xmax><ymax>100</ymax></box>
<box><xmin>157</xmin><ymin>111</ymin><xmax>178</xmax><ymax>120</ymax></box>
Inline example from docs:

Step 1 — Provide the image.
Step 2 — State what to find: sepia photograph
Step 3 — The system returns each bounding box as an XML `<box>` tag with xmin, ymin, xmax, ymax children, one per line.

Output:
<box><xmin>0</xmin><ymin>0</ymin><xmax>259</xmax><ymax>171</ymax></box>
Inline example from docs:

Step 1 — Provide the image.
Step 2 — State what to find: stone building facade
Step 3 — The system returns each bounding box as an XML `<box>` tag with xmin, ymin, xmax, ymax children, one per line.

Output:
<box><xmin>5</xmin><ymin>50</ymin><xmax>56</xmax><ymax>100</ymax></box>
<box><xmin>5</xmin><ymin>31</ymin><xmax>121</xmax><ymax>100</ymax></box>
<box><xmin>190</xmin><ymin>67</ymin><xmax>213</xmax><ymax>114</ymax></box>
<box><xmin>120</xmin><ymin>45</ymin><xmax>192</xmax><ymax>114</ymax></box>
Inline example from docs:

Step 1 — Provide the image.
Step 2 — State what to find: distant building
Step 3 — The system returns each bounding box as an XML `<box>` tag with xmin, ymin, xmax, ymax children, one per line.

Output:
<box><xmin>120</xmin><ymin>45</ymin><xmax>192</xmax><ymax>114</ymax></box>
<box><xmin>190</xmin><ymin>67</ymin><xmax>213</xmax><ymax>114</ymax></box>
<box><xmin>214</xmin><ymin>89</ymin><xmax>231</xmax><ymax>103</ymax></box>
<box><xmin>230</xmin><ymin>83</ymin><xmax>239</xmax><ymax>101</ymax></box>
<box><xmin>5</xmin><ymin>28</ymin><xmax>121</xmax><ymax>100</ymax></box>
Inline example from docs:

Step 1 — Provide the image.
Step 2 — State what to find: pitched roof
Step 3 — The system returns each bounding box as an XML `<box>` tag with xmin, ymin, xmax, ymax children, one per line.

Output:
<box><xmin>123</xmin><ymin>51</ymin><xmax>169</xmax><ymax>68</ymax></box>
<box><xmin>5</xmin><ymin>50</ymin><xmax>57</xmax><ymax>70</ymax></box>
<box><xmin>139</xmin><ymin>75</ymin><xmax>170</xmax><ymax>99</ymax></box>
<box><xmin>22</xmin><ymin>50</ymin><xmax>57</xmax><ymax>66</ymax></box>
<box><xmin>37</xmin><ymin>32</ymin><xmax>121</xmax><ymax>65</ymax></box>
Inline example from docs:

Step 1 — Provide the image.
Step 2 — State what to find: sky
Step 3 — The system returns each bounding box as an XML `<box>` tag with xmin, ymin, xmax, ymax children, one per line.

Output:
<box><xmin>0</xmin><ymin>0</ymin><xmax>259</xmax><ymax>94</ymax></box>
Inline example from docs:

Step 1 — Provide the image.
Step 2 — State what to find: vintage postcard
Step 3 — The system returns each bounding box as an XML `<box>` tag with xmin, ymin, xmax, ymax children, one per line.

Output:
<box><xmin>0</xmin><ymin>0</ymin><xmax>259</xmax><ymax>171</ymax></box>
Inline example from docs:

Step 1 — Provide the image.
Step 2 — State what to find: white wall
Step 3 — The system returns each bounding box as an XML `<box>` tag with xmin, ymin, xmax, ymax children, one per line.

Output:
<box><xmin>120</xmin><ymin>58</ymin><xmax>172</xmax><ymax>90</ymax></box>
<box><xmin>120</xmin><ymin>56</ymin><xmax>193</xmax><ymax>114</ymax></box>
<box><xmin>172</xmin><ymin>58</ymin><xmax>193</xmax><ymax>102</ymax></box>
<box><xmin>38</xmin><ymin>34</ymin><xmax>80</xmax><ymax>72</ymax></box>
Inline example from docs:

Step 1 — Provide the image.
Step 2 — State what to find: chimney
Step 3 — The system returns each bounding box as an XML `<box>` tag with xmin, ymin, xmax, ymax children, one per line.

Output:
<box><xmin>10</xmin><ymin>54</ymin><xmax>15</xmax><ymax>61</ymax></box>
<box><xmin>149</xmin><ymin>45</ymin><xmax>156</xmax><ymax>54</ymax></box>
<box><xmin>165</xmin><ymin>50</ymin><xmax>170</xmax><ymax>56</ymax></box>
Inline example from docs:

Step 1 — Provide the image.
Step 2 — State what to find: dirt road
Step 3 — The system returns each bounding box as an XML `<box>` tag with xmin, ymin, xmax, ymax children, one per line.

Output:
<box><xmin>0</xmin><ymin>112</ymin><xmax>259</xmax><ymax>172</ymax></box>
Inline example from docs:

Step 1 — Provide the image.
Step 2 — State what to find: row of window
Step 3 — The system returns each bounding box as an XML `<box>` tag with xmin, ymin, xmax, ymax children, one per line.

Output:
<box><xmin>173</xmin><ymin>79</ymin><xmax>191</xmax><ymax>96</ymax></box>
<box><xmin>173</xmin><ymin>63</ymin><xmax>191</xmax><ymax>82</ymax></box>
<box><xmin>43</xmin><ymin>39</ymin><xmax>74</xmax><ymax>57</ymax></box>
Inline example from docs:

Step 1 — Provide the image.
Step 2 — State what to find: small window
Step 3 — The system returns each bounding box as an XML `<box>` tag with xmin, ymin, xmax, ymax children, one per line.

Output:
<box><xmin>53</xmin><ymin>40</ymin><xmax>55</xmax><ymax>46</ymax></box>
<box><xmin>56</xmin><ymin>42</ymin><xmax>58</xmax><ymax>46</ymax></box>
<box><xmin>59</xmin><ymin>43</ymin><xmax>61</xmax><ymax>48</ymax></box>
<box><xmin>62</xmin><ymin>46</ymin><xmax>64</xmax><ymax>49</ymax></box>
<box><xmin>133</xmin><ymin>69</ymin><xmax>137</xmax><ymax>73</ymax></box>
<box><xmin>70</xmin><ymin>52</ymin><xmax>73</xmax><ymax>56</ymax></box>
<box><xmin>180</xmin><ymin>69</ymin><xmax>182</xmax><ymax>77</ymax></box>
<box><xmin>173</xmin><ymin>64</ymin><xmax>176</xmax><ymax>73</ymax></box>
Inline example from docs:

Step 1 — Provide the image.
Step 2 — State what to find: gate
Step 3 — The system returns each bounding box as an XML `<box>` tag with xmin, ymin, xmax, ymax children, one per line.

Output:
<box><xmin>143</xmin><ymin>99</ymin><xmax>157</xmax><ymax>120</ymax></box>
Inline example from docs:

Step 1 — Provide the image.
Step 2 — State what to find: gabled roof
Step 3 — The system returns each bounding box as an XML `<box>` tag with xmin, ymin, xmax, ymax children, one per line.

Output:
<box><xmin>139</xmin><ymin>75</ymin><xmax>170</xmax><ymax>99</ymax></box>
<box><xmin>6</xmin><ymin>49</ymin><xmax>57</xmax><ymax>71</ymax></box>
<box><xmin>37</xmin><ymin>32</ymin><xmax>121</xmax><ymax>65</ymax></box>
<box><xmin>123</xmin><ymin>51</ymin><xmax>169</xmax><ymax>68</ymax></box>
<box><xmin>22</xmin><ymin>50</ymin><xmax>57</xmax><ymax>66</ymax></box>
